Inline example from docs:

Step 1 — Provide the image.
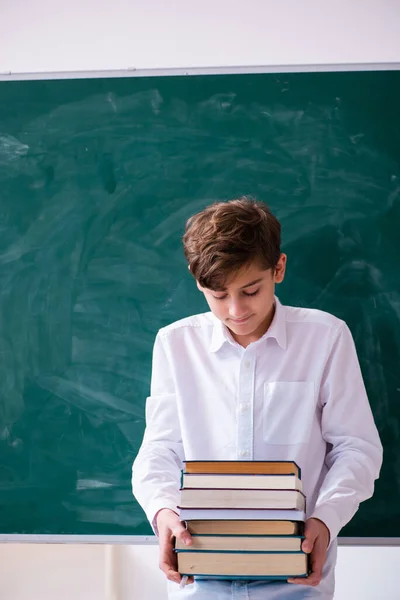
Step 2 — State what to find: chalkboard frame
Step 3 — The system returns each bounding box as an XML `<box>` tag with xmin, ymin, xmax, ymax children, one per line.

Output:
<box><xmin>0</xmin><ymin>65</ymin><xmax>399</xmax><ymax>544</ymax></box>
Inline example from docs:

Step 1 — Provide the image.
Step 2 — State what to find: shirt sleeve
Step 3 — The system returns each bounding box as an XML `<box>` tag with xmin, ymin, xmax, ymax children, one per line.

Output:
<box><xmin>132</xmin><ymin>332</ymin><xmax>184</xmax><ymax>534</ymax></box>
<box><xmin>309</xmin><ymin>321</ymin><xmax>383</xmax><ymax>543</ymax></box>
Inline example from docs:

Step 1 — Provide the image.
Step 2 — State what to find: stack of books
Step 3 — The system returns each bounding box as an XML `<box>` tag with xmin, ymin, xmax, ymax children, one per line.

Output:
<box><xmin>175</xmin><ymin>460</ymin><xmax>309</xmax><ymax>580</ymax></box>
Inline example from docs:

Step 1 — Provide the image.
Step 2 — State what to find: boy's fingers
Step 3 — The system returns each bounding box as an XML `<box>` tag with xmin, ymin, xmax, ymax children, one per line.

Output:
<box><xmin>309</xmin><ymin>538</ymin><xmax>324</xmax><ymax>582</ymax></box>
<box><xmin>179</xmin><ymin>575</ymin><xmax>195</xmax><ymax>586</ymax></box>
<box><xmin>160</xmin><ymin>563</ymin><xmax>181</xmax><ymax>584</ymax></box>
<box><xmin>287</xmin><ymin>576</ymin><xmax>321</xmax><ymax>586</ymax></box>
<box><xmin>159</xmin><ymin>545</ymin><xmax>181</xmax><ymax>583</ymax></box>
<box><xmin>288</xmin><ymin>536</ymin><xmax>325</xmax><ymax>586</ymax></box>
<box><xmin>159</xmin><ymin>542</ymin><xmax>194</xmax><ymax>585</ymax></box>
<box><xmin>158</xmin><ymin>518</ymin><xmax>193</xmax><ymax>584</ymax></box>
<box><xmin>159</xmin><ymin>531</ymin><xmax>178</xmax><ymax>573</ymax></box>
<box><xmin>160</xmin><ymin>513</ymin><xmax>192</xmax><ymax>544</ymax></box>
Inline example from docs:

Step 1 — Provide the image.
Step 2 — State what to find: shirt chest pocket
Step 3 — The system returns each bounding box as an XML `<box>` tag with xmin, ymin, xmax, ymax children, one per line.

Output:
<box><xmin>263</xmin><ymin>381</ymin><xmax>315</xmax><ymax>445</ymax></box>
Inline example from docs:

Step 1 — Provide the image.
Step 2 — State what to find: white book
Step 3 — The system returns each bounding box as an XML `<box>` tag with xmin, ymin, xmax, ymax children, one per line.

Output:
<box><xmin>175</xmin><ymin>535</ymin><xmax>303</xmax><ymax>552</ymax></box>
<box><xmin>182</xmin><ymin>473</ymin><xmax>302</xmax><ymax>491</ymax></box>
<box><xmin>179</xmin><ymin>508</ymin><xmax>306</xmax><ymax>521</ymax></box>
<box><xmin>179</xmin><ymin>488</ymin><xmax>305</xmax><ymax>511</ymax></box>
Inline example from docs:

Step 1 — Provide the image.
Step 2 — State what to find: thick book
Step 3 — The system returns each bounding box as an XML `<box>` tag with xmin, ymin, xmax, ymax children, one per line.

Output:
<box><xmin>181</xmin><ymin>473</ymin><xmax>303</xmax><ymax>491</ymax></box>
<box><xmin>175</xmin><ymin>534</ymin><xmax>303</xmax><ymax>552</ymax></box>
<box><xmin>179</xmin><ymin>488</ymin><xmax>305</xmax><ymax>511</ymax></box>
<box><xmin>186</xmin><ymin>519</ymin><xmax>304</xmax><ymax>536</ymax></box>
<box><xmin>179</xmin><ymin>508</ymin><xmax>306</xmax><ymax>521</ymax></box>
<box><xmin>183</xmin><ymin>460</ymin><xmax>300</xmax><ymax>477</ymax></box>
<box><xmin>176</xmin><ymin>549</ymin><xmax>309</xmax><ymax>579</ymax></box>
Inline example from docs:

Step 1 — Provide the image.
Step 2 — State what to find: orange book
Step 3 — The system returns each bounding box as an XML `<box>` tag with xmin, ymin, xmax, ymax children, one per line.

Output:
<box><xmin>183</xmin><ymin>461</ymin><xmax>300</xmax><ymax>478</ymax></box>
<box><xmin>187</xmin><ymin>519</ymin><xmax>303</xmax><ymax>536</ymax></box>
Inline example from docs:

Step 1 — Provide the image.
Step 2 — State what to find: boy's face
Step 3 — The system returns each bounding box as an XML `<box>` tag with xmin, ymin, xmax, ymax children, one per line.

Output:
<box><xmin>197</xmin><ymin>255</ymin><xmax>287</xmax><ymax>348</ymax></box>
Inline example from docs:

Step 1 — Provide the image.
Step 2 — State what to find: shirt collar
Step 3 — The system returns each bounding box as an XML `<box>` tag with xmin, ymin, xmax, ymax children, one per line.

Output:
<box><xmin>209</xmin><ymin>295</ymin><xmax>287</xmax><ymax>353</ymax></box>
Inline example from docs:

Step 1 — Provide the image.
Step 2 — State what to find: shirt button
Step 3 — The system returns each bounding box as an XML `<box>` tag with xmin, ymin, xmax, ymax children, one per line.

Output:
<box><xmin>244</xmin><ymin>360</ymin><xmax>251</xmax><ymax>368</ymax></box>
<box><xmin>239</xmin><ymin>403</ymin><xmax>249</xmax><ymax>413</ymax></box>
<box><xmin>239</xmin><ymin>450</ymin><xmax>249</xmax><ymax>457</ymax></box>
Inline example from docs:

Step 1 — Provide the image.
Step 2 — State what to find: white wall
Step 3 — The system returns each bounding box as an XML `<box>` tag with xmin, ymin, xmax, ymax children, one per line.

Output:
<box><xmin>0</xmin><ymin>544</ymin><xmax>108</xmax><ymax>600</ymax></box>
<box><xmin>115</xmin><ymin>545</ymin><xmax>400</xmax><ymax>600</ymax></box>
<box><xmin>1</xmin><ymin>0</ymin><xmax>400</xmax><ymax>77</ymax></box>
<box><xmin>1</xmin><ymin>543</ymin><xmax>400</xmax><ymax>600</ymax></box>
<box><xmin>0</xmin><ymin>1</ymin><xmax>399</xmax><ymax>598</ymax></box>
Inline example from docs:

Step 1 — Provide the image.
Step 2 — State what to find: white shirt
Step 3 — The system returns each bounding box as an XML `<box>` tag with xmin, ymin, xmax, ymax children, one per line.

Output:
<box><xmin>132</xmin><ymin>296</ymin><xmax>382</xmax><ymax>591</ymax></box>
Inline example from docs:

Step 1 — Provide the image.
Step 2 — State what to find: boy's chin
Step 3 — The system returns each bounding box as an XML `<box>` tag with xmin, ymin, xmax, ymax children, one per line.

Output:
<box><xmin>227</xmin><ymin>322</ymin><xmax>254</xmax><ymax>336</ymax></box>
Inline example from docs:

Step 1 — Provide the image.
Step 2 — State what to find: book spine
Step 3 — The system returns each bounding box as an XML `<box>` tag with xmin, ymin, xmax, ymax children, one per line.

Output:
<box><xmin>187</xmin><ymin>534</ymin><xmax>304</xmax><ymax>539</ymax></box>
<box><xmin>175</xmin><ymin>549</ymin><xmax>307</xmax><ymax>555</ymax></box>
<box><xmin>181</xmin><ymin>574</ymin><xmax>308</xmax><ymax>580</ymax></box>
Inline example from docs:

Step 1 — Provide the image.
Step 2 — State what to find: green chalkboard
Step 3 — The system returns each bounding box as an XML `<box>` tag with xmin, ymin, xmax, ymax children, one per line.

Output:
<box><xmin>0</xmin><ymin>71</ymin><xmax>399</xmax><ymax>537</ymax></box>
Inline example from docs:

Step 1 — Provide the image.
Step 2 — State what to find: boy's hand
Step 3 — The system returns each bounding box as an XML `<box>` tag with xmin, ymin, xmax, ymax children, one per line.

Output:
<box><xmin>287</xmin><ymin>517</ymin><xmax>330</xmax><ymax>587</ymax></box>
<box><xmin>156</xmin><ymin>508</ymin><xmax>194</xmax><ymax>586</ymax></box>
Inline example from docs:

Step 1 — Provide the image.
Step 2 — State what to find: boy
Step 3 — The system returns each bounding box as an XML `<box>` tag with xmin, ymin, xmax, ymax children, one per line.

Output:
<box><xmin>132</xmin><ymin>198</ymin><xmax>382</xmax><ymax>599</ymax></box>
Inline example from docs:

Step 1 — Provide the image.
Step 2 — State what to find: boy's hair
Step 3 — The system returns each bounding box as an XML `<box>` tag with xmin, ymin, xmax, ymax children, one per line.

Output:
<box><xmin>183</xmin><ymin>197</ymin><xmax>281</xmax><ymax>290</ymax></box>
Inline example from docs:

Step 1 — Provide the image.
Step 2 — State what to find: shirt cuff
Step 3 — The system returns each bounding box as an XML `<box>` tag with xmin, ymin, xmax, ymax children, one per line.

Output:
<box><xmin>146</xmin><ymin>500</ymin><xmax>180</xmax><ymax>536</ymax></box>
<box><xmin>309</xmin><ymin>504</ymin><xmax>343</xmax><ymax>547</ymax></box>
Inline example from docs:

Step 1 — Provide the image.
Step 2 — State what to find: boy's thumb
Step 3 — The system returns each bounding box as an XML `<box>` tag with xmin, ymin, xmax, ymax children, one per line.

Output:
<box><xmin>302</xmin><ymin>538</ymin><xmax>313</xmax><ymax>554</ymax></box>
<box><xmin>181</xmin><ymin>532</ymin><xmax>192</xmax><ymax>546</ymax></box>
<box><xmin>302</xmin><ymin>531</ymin><xmax>316</xmax><ymax>554</ymax></box>
<box><xmin>177</xmin><ymin>525</ymin><xmax>192</xmax><ymax>546</ymax></box>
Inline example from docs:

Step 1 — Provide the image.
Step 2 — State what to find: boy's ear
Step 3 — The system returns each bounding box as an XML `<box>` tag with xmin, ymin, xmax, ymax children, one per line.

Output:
<box><xmin>274</xmin><ymin>253</ymin><xmax>287</xmax><ymax>284</ymax></box>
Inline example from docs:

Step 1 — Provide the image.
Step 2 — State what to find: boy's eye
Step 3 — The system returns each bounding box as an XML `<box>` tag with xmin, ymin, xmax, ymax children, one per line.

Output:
<box><xmin>212</xmin><ymin>289</ymin><xmax>260</xmax><ymax>300</ymax></box>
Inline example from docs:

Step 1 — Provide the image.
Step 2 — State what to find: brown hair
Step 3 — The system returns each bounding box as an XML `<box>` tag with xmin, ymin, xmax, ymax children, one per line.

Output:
<box><xmin>183</xmin><ymin>197</ymin><xmax>281</xmax><ymax>290</ymax></box>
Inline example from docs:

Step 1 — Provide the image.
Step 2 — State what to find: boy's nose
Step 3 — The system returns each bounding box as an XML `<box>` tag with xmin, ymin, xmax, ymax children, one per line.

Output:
<box><xmin>228</xmin><ymin>300</ymin><xmax>248</xmax><ymax>319</ymax></box>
